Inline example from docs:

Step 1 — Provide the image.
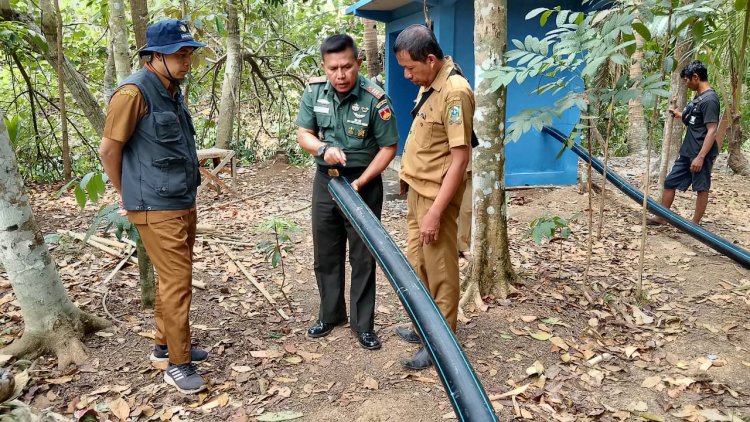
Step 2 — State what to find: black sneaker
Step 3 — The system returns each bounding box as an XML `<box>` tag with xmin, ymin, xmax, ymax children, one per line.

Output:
<box><xmin>164</xmin><ymin>363</ymin><xmax>207</xmax><ymax>394</ymax></box>
<box><xmin>150</xmin><ymin>345</ymin><xmax>209</xmax><ymax>363</ymax></box>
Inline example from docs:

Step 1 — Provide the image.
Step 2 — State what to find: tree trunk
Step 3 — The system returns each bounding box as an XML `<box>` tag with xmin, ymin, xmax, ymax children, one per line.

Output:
<box><xmin>215</xmin><ymin>0</ymin><xmax>241</xmax><ymax>150</ymax></box>
<box><xmin>47</xmin><ymin>0</ymin><xmax>71</xmax><ymax>180</ymax></box>
<box><xmin>727</xmin><ymin>1</ymin><xmax>750</xmax><ymax>175</ymax></box>
<box><xmin>0</xmin><ymin>112</ymin><xmax>110</xmax><ymax>368</ymax></box>
<box><xmin>626</xmin><ymin>31</ymin><xmax>648</xmax><ymax>155</ymax></box>
<box><xmin>657</xmin><ymin>36</ymin><xmax>693</xmax><ymax>197</ymax></box>
<box><xmin>129</xmin><ymin>0</ymin><xmax>148</xmax><ymax>65</ymax></box>
<box><xmin>362</xmin><ymin>18</ymin><xmax>380</xmax><ymax>78</ymax></box>
<box><xmin>1</xmin><ymin>3</ymin><xmax>106</xmax><ymax>136</ymax></box>
<box><xmin>103</xmin><ymin>41</ymin><xmax>116</xmax><ymax>103</ymax></box>
<box><xmin>136</xmin><ymin>237</ymin><xmax>155</xmax><ymax>309</ymax></box>
<box><xmin>470</xmin><ymin>0</ymin><xmax>518</xmax><ymax>299</ymax></box>
<box><xmin>108</xmin><ymin>0</ymin><xmax>132</xmax><ymax>83</ymax></box>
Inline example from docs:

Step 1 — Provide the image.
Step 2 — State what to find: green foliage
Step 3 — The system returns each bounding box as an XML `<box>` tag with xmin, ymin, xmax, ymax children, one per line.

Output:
<box><xmin>256</xmin><ymin>217</ymin><xmax>298</xmax><ymax>269</ymax></box>
<box><xmin>528</xmin><ymin>214</ymin><xmax>578</xmax><ymax>245</ymax></box>
<box><xmin>2</xmin><ymin>115</ymin><xmax>20</xmax><ymax>145</ymax></box>
<box><xmin>89</xmin><ymin>201</ymin><xmax>139</xmax><ymax>243</ymax></box>
<box><xmin>73</xmin><ymin>172</ymin><xmax>107</xmax><ymax>209</ymax></box>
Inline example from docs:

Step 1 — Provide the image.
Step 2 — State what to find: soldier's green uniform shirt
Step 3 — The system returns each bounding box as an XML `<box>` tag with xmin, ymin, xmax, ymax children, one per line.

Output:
<box><xmin>296</xmin><ymin>74</ymin><xmax>400</xmax><ymax>167</ymax></box>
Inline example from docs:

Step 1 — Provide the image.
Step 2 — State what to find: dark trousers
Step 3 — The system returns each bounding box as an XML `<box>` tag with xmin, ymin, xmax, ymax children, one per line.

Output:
<box><xmin>311</xmin><ymin>169</ymin><xmax>383</xmax><ymax>332</ymax></box>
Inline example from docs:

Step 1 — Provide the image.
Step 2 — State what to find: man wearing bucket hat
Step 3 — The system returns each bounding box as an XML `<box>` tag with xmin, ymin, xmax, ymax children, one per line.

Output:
<box><xmin>99</xmin><ymin>19</ymin><xmax>208</xmax><ymax>394</ymax></box>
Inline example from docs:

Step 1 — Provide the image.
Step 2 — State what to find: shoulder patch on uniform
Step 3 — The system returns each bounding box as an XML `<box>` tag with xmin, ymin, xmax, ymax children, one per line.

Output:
<box><xmin>119</xmin><ymin>88</ymin><xmax>139</xmax><ymax>98</ymax></box>
<box><xmin>376</xmin><ymin>99</ymin><xmax>387</xmax><ymax>109</ymax></box>
<box><xmin>308</xmin><ymin>75</ymin><xmax>328</xmax><ymax>84</ymax></box>
<box><xmin>364</xmin><ymin>84</ymin><xmax>385</xmax><ymax>100</ymax></box>
<box><xmin>378</xmin><ymin>106</ymin><xmax>392</xmax><ymax>121</ymax></box>
<box><xmin>448</xmin><ymin>104</ymin><xmax>462</xmax><ymax>125</ymax></box>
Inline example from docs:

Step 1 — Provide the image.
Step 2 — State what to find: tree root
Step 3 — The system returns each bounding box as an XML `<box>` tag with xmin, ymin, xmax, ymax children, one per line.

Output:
<box><xmin>0</xmin><ymin>309</ymin><xmax>110</xmax><ymax>369</ymax></box>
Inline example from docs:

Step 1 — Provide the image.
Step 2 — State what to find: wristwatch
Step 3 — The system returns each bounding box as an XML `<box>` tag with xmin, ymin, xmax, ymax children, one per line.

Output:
<box><xmin>316</xmin><ymin>144</ymin><xmax>329</xmax><ymax>158</ymax></box>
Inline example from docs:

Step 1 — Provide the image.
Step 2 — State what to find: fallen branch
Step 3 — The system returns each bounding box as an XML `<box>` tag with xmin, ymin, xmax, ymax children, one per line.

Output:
<box><xmin>279</xmin><ymin>203</ymin><xmax>311</xmax><ymax>216</ymax></box>
<box><xmin>59</xmin><ymin>230</ymin><xmax>137</xmax><ymax>265</ymax></box>
<box><xmin>201</xmin><ymin>189</ymin><xmax>272</xmax><ymax>212</ymax></box>
<box><xmin>101</xmin><ymin>245</ymin><xmax>137</xmax><ymax>285</ymax></box>
<box><xmin>219</xmin><ymin>244</ymin><xmax>289</xmax><ymax>320</ymax></box>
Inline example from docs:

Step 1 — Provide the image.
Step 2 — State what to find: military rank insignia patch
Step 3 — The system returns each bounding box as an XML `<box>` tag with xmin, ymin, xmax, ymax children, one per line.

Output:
<box><xmin>378</xmin><ymin>106</ymin><xmax>392</xmax><ymax>121</ymax></box>
<box><xmin>448</xmin><ymin>104</ymin><xmax>462</xmax><ymax>125</ymax></box>
<box><xmin>376</xmin><ymin>99</ymin><xmax>387</xmax><ymax>109</ymax></box>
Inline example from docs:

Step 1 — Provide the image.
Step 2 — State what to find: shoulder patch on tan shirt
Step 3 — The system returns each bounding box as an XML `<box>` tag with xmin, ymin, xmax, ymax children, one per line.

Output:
<box><xmin>119</xmin><ymin>88</ymin><xmax>138</xmax><ymax>98</ymax></box>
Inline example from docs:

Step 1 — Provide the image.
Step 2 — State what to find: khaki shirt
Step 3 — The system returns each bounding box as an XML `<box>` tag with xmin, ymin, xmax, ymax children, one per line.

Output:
<box><xmin>103</xmin><ymin>63</ymin><xmax>190</xmax><ymax>224</ymax></box>
<box><xmin>400</xmin><ymin>57</ymin><xmax>475</xmax><ymax>200</ymax></box>
<box><xmin>296</xmin><ymin>75</ymin><xmax>399</xmax><ymax>168</ymax></box>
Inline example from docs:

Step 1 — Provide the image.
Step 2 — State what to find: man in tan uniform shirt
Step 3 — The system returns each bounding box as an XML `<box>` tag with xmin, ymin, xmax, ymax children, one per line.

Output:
<box><xmin>393</xmin><ymin>25</ymin><xmax>474</xmax><ymax>370</ymax></box>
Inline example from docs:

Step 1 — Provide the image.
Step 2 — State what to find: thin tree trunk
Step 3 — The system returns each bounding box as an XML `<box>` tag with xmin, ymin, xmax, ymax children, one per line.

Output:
<box><xmin>129</xmin><ymin>0</ymin><xmax>148</xmax><ymax>65</ymax></box>
<box><xmin>362</xmin><ymin>18</ymin><xmax>380</xmax><ymax>78</ymax></box>
<box><xmin>727</xmin><ymin>1</ymin><xmax>750</xmax><ymax>175</ymax></box>
<box><xmin>470</xmin><ymin>0</ymin><xmax>518</xmax><ymax>299</ymax></box>
<box><xmin>109</xmin><ymin>0</ymin><xmax>132</xmax><ymax>83</ymax></box>
<box><xmin>51</xmin><ymin>0</ymin><xmax>71</xmax><ymax>180</ymax></box>
<box><xmin>103</xmin><ymin>41</ymin><xmax>116</xmax><ymax>103</ymax></box>
<box><xmin>0</xmin><ymin>112</ymin><xmax>110</xmax><ymax>368</ymax></box>
<box><xmin>2</xmin><ymin>3</ymin><xmax>106</xmax><ymax>135</ymax></box>
<box><xmin>627</xmin><ymin>31</ymin><xmax>648</xmax><ymax>155</ymax></box>
<box><xmin>137</xmin><ymin>237</ymin><xmax>155</xmax><ymax>309</ymax></box>
<box><xmin>215</xmin><ymin>0</ymin><xmax>241</xmax><ymax>150</ymax></box>
<box><xmin>657</xmin><ymin>36</ymin><xmax>693</xmax><ymax>197</ymax></box>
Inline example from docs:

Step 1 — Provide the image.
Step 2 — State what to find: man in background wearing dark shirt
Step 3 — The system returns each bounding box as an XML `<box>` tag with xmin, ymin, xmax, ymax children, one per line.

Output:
<box><xmin>652</xmin><ymin>60</ymin><xmax>720</xmax><ymax>225</ymax></box>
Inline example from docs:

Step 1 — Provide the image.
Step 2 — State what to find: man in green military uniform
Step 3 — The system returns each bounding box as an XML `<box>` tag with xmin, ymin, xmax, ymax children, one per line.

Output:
<box><xmin>297</xmin><ymin>34</ymin><xmax>399</xmax><ymax>350</ymax></box>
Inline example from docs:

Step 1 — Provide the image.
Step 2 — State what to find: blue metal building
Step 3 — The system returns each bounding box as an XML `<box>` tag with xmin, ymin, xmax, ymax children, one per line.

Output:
<box><xmin>346</xmin><ymin>0</ymin><xmax>588</xmax><ymax>186</ymax></box>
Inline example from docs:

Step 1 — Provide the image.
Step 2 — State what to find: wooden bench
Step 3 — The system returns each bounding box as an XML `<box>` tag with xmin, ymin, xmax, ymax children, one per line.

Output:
<box><xmin>196</xmin><ymin>148</ymin><xmax>236</xmax><ymax>195</ymax></box>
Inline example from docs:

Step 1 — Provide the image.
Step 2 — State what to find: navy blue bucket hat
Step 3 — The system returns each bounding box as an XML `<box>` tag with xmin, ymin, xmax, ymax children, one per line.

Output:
<box><xmin>139</xmin><ymin>19</ymin><xmax>206</xmax><ymax>56</ymax></box>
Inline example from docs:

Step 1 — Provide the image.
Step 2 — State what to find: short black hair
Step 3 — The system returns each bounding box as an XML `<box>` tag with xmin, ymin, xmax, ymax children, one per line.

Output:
<box><xmin>393</xmin><ymin>24</ymin><xmax>444</xmax><ymax>62</ymax></box>
<box><xmin>320</xmin><ymin>34</ymin><xmax>358</xmax><ymax>60</ymax></box>
<box><xmin>680</xmin><ymin>60</ymin><xmax>708</xmax><ymax>81</ymax></box>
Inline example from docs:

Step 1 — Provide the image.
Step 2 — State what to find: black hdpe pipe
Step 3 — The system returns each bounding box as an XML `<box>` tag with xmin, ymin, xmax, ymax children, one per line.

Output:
<box><xmin>327</xmin><ymin>177</ymin><xmax>498</xmax><ymax>422</ymax></box>
<box><xmin>542</xmin><ymin>125</ymin><xmax>750</xmax><ymax>269</ymax></box>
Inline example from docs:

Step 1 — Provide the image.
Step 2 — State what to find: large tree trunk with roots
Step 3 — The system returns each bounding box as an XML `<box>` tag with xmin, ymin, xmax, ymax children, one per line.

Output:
<box><xmin>215</xmin><ymin>0</ymin><xmax>241</xmax><ymax>150</ymax></box>
<box><xmin>467</xmin><ymin>0</ymin><xmax>518</xmax><ymax>301</ymax></box>
<box><xmin>0</xmin><ymin>113</ymin><xmax>110</xmax><ymax>368</ymax></box>
<box><xmin>108</xmin><ymin>0</ymin><xmax>132</xmax><ymax>83</ymax></box>
<box><xmin>129</xmin><ymin>0</ymin><xmax>148</xmax><ymax>64</ymax></box>
<box><xmin>1</xmin><ymin>3</ymin><xmax>106</xmax><ymax>136</ymax></box>
<box><xmin>656</xmin><ymin>36</ymin><xmax>693</xmax><ymax>198</ymax></box>
<box><xmin>626</xmin><ymin>30</ymin><xmax>648</xmax><ymax>155</ymax></box>
<box><xmin>362</xmin><ymin>18</ymin><xmax>380</xmax><ymax>78</ymax></box>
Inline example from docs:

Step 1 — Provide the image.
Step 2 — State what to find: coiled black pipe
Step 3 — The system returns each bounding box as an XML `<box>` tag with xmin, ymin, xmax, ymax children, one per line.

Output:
<box><xmin>327</xmin><ymin>177</ymin><xmax>498</xmax><ymax>422</ymax></box>
<box><xmin>542</xmin><ymin>125</ymin><xmax>750</xmax><ymax>269</ymax></box>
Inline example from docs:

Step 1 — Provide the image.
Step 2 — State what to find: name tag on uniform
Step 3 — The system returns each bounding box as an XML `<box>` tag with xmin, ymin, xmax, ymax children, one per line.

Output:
<box><xmin>314</xmin><ymin>106</ymin><xmax>330</xmax><ymax>114</ymax></box>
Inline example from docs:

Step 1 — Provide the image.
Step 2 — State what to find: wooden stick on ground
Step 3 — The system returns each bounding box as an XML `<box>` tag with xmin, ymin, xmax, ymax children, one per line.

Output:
<box><xmin>59</xmin><ymin>230</ymin><xmax>138</xmax><ymax>265</ymax></box>
<box><xmin>219</xmin><ymin>244</ymin><xmax>289</xmax><ymax>320</ymax></box>
<box><xmin>100</xmin><ymin>246</ymin><xmax>137</xmax><ymax>326</ymax></box>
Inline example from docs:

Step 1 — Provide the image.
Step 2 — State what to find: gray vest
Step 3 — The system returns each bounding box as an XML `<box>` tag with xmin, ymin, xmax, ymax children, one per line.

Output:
<box><xmin>115</xmin><ymin>68</ymin><xmax>200</xmax><ymax>211</ymax></box>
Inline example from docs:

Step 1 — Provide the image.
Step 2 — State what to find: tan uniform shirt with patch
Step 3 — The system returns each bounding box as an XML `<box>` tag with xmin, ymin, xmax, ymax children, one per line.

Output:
<box><xmin>400</xmin><ymin>57</ymin><xmax>475</xmax><ymax>200</ymax></box>
<box><xmin>103</xmin><ymin>64</ymin><xmax>188</xmax><ymax>224</ymax></box>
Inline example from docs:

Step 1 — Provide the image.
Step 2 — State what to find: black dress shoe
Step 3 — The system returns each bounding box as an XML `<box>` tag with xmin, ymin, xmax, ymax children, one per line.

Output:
<box><xmin>307</xmin><ymin>320</ymin><xmax>342</xmax><ymax>338</ymax></box>
<box><xmin>401</xmin><ymin>347</ymin><xmax>432</xmax><ymax>370</ymax></box>
<box><xmin>355</xmin><ymin>331</ymin><xmax>381</xmax><ymax>350</ymax></box>
<box><xmin>395</xmin><ymin>326</ymin><xmax>421</xmax><ymax>344</ymax></box>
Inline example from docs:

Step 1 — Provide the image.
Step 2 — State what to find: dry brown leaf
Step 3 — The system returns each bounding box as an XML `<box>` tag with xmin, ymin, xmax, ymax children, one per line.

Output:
<box><xmin>250</xmin><ymin>350</ymin><xmax>284</xmax><ymax>359</ymax></box>
<box><xmin>487</xmin><ymin>383</ymin><xmax>529</xmax><ymax>400</ymax></box>
<box><xmin>520</xmin><ymin>315</ymin><xmax>537</xmax><ymax>322</ymax></box>
<box><xmin>217</xmin><ymin>393</ymin><xmax>230</xmax><ymax>407</ymax></box>
<box><xmin>363</xmin><ymin>377</ymin><xmax>378</xmax><ymax>390</ymax></box>
<box><xmin>296</xmin><ymin>350</ymin><xmax>323</xmax><ymax>361</ymax></box>
<box><xmin>46</xmin><ymin>376</ymin><xmax>74</xmax><ymax>384</ymax></box>
<box><xmin>525</xmin><ymin>361</ymin><xmax>544</xmax><ymax>376</ymax></box>
<box><xmin>549</xmin><ymin>336</ymin><xmax>569</xmax><ymax>351</ymax></box>
<box><xmin>108</xmin><ymin>397</ymin><xmax>130</xmax><ymax>421</ymax></box>
<box><xmin>232</xmin><ymin>365</ymin><xmax>253</xmax><ymax>373</ymax></box>
<box><xmin>641</xmin><ymin>375</ymin><xmax>662</xmax><ymax>389</ymax></box>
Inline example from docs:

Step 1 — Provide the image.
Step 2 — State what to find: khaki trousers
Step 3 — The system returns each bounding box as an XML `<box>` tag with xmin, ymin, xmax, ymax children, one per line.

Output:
<box><xmin>134</xmin><ymin>209</ymin><xmax>196</xmax><ymax>365</ymax></box>
<box><xmin>457</xmin><ymin>172</ymin><xmax>472</xmax><ymax>254</ymax></box>
<box><xmin>406</xmin><ymin>185</ymin><xmax>464</xmax><ymax>331</ymax></box>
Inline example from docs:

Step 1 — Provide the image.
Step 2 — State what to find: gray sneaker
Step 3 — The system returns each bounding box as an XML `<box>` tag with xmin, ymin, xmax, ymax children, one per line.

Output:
<box><xmin>150</xmin><ymin>345</ymin><xmax>208</xmax><ymax>363</ymax></box>
<box><xmin>164</xmin><ymin>363</ymin><xmax>207</xmax><ymax>394</ymax></box>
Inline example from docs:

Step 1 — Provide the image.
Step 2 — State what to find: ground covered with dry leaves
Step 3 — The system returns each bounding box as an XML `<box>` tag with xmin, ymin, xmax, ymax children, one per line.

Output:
<box><xmin>1</xmin><ymin>155</ymin><xmax>749</xmax><ymax>422</ymax></box>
